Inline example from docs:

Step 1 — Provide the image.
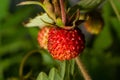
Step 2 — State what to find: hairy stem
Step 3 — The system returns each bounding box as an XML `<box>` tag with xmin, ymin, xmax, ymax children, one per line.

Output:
<box><xmin>109</xmin><ymin>0</ymin><xmax>120</xmax><ymax>22</ymax></box>
<box><xmin>59</xmin><ymin>0</ymin><xmax>66</xmax><ymax>25</ymax></box>
<box><xmin>75</xmin><ymin>56</ymin><xmax>92</xmax><ymax>80</ymax></box>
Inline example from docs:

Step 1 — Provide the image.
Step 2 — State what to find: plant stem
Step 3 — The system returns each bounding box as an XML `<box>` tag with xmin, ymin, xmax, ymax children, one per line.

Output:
<box><xmin>19</xmin><ymin>50</ymin><xmax>39</xmax><ymax>80</ymax></box>
<box><xmin>59</xmin><ymin>0</ymin><xmax>66</xmax><ymax>25</ymax></box>
<box><xmin>109</xmin><ymin>0</ymin><xmax>120</xmax><ymax>22</ymax></box>
<box><xmin>75</xmin><ymin>56</ymin><xmax>92</xmax><ymax>80</ymax></box>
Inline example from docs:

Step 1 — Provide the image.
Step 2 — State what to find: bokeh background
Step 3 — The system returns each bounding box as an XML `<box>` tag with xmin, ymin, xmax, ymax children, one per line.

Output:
<box><xmin>0</xmin><ymin>0</ymin><xmax>120</xmax><ymax>80</ymax></box>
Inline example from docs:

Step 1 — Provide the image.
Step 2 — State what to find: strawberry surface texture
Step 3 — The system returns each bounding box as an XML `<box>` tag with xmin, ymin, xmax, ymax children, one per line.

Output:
<box><xmin>38</xmin><ymin>26</ymin><xmax>50</xmax><ymax>49</ymax></box>
<box><xmin>48</xmin><ymin>27</ymin><xmax>85</xmax><ymax>60</ymax></box>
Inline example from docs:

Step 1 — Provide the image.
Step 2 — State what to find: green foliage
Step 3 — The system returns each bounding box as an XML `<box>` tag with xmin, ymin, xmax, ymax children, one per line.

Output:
<box><xmin>69</xmin><ymin>0</ymin><xmax>106</xmax><ymax>13</ymax></box>
<box><xmin>36</xmin><ymin>60</ymin><xmax>75</xmax><ymax>80</ymax></box>
<box><xmin>0</xmin><ymin>0</ymin><xmax>120</xmax><ymax>80</ymax></box>
<box><xmin>77</xmin><ymin>0</ymin><xmax>105</xmax><ymax>11</ymax></box>
<box><xmin>37</xmin><ymin>72</ymin><xmax>49</xmax><ymax>80</ymax></box>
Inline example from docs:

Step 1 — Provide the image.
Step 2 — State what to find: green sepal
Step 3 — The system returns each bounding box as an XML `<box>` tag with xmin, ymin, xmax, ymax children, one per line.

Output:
<box><xmin>23</xmin><ymin>13</ymin><xmax>54</xmax><ymax>28</ymax></box>
<box><xmin>43</xmin><ymin>0</ymin><xmax>56</xmax><ymax>22</ymax></box>
<box><xmin>56</xmin><ymin>18</ymin><xmax>64</xmax><ymax>27</ymax></box>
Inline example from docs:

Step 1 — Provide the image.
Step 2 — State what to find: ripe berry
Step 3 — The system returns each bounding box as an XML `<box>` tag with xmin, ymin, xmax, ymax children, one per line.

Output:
<box><xmin>37</xmin><ymin>26</ymin><xmax>50</xmax><ymax>49</ymax></box>
<box><xmin>48</xmin><ymin>27</ymin><xmax>85</xmax><ymax>60</ymax></box>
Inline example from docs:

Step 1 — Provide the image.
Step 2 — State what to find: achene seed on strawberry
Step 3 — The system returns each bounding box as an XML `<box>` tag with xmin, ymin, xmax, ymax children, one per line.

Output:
<box><xmin>37</xmin><ymin>26</ymin><xmax>50</xmax><ymax>49</ymax></box>
<box><xmin>48</xmin><ymin>27</ymin><xmax>85</xmax><ymax>60</ymax></box>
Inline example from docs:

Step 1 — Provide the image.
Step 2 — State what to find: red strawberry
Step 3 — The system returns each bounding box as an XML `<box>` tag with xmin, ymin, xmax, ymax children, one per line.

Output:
<box><xmin>37</xmin><ymin>26</ymin><xmax>50</xmax><ymax>49</ymax></box>
<box><xmin>48</xmin><ymin>27</ymin><xmax>85</xmax><ymax>60</ymax></box>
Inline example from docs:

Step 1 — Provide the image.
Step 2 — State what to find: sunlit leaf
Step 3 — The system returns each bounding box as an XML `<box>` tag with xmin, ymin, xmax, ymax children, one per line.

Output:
<box><xmin>24</xmin><ymin>13</ymin><xmax>54</xmax><ymax>28</ymax></box>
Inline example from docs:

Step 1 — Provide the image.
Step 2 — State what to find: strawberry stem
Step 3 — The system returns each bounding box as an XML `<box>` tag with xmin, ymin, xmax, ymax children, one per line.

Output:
<box><xmin>75</xmin><ymin>56</ymin><xmax>92</xmax><ymax>80</ymax></box>
<box><xmin>59</xmin><ymin>0</ymin><xmax>66</xmax><ymax>25</ymax></box>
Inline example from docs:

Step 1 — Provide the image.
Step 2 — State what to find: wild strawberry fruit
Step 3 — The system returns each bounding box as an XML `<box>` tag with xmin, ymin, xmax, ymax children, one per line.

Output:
<box><xmin>84</xmin><ymin>11</ymin><xmax>104</xmax><ymax>34</ymax></box>
<box><xmin>48</xmin><ymin>27</ymin><xmax>85</xmax><ymax>60</ymax></box>
<box><xmin>19</xmin><ymin>0</ymin><xmax>87</xmax><ymax>60</ymax></box>
<box><xmin>37</xmin><ymin>26</ymin><xmax>50</xmax><ymax>49</ymax></box>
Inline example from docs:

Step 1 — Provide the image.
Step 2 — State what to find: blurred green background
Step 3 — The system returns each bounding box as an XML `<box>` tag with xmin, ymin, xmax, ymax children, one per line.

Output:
<box><xmin>0</xmin><ymin>0</ymin><xmax>120</xmax><ymax>80</ymax></box>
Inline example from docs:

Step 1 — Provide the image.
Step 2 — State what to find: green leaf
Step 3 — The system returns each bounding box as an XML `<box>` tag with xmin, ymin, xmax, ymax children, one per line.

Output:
<box><xmin>58</xmin><ymin>60</ymin><xmax>75</xmax><ymax>80</ymax></box>
<box><xmin>78</xmin><ymin>0</ymin><xmax>105</xmax><ymax>11</ymax></box>
<box><xmin>24</xmin><ymin>13</ymin><xmax>54</xmax><ymax>28</ymax></box>
<box><xmin>70</xmin><ymin>0</ymin><xmax>105</xmax><ymax>13</ymax></box>
<box><xmin>36</xmin><ymin>60</ymin><xmax>75</xmax><ymax>80</ymax></box>
<box><xmin>64</xmin><ymin>60</ymin><xmax>74</xmax><ymax>80</ymax></box>
<box><xmin>36</xmin><ymin>72</ymin><xmax>49</xmax><ymax>80</ymax></box>
<box><xmin>69</xmin><ymin>60</ymin><xmax>75</xmax><ymax>75</ymax></box>
<box><xmin>48</xmin><ymin>68</ymin><xmax>61</xmax><ymax>80</ymax></box>
<box><xmin>58</xmin><ymin>61</ymin><xmax>66</xmax><ymax>79</ymax></box>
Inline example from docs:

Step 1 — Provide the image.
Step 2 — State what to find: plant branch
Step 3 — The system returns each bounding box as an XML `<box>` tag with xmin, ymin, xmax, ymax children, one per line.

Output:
<box><xmin>75</xmin><ymin>56</ymin><xmax>92</xmax><ymax>80</ymax></box>
<box><xmin>59</xmin><ymin>0</ymin><xmax>66</xmax><ymax>25</ymax></box>
<box><xmin>109</xmin><ymin>0</ymin><xmax>120</xmax><ymax>22</ymax></box>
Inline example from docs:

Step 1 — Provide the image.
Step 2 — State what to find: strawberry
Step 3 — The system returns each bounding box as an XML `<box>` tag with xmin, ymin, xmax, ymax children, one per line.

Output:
<box><xmin>84</xmin><ymin>11</ymin><xmax>104</xmax><ymax>34</ymax></box>
<box><xmin>48</xmin><ymin>27</ymin><xmax>85</xmax><ymax>60</ymax></box>
<box><xmin>19</xmin><ymin>0</ymin><xmax>87</xmax><ymax>60</ymax></box>
<box><xmin>37</xmin><ymin>26</ymin><xmax>50</xmax><ymax>49</ymax></box>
